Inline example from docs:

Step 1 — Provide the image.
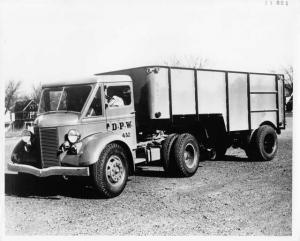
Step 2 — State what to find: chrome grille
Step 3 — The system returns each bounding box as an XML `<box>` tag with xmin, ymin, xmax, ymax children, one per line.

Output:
<box><xmin>39</xmin><ymin>127</ymin><xmax>59</xmax><ymax>168</ymax></box>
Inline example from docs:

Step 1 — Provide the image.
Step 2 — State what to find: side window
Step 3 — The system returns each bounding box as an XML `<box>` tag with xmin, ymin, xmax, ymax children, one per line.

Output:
<box><xmin>106</xmin><ymin>85</ymin><xmax>131</xmax><ymax>108</ymax></box>
<box><xmin>86</xmin><ymin>87</ymin><xmax>103</xmax><ymax>117</ymax></box>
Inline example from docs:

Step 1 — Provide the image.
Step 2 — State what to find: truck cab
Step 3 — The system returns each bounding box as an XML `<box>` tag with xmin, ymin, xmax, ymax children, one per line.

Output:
<box><xmin>9</xmin><ymin>75</ymin><xmax>137</xmax><ymax>197</ymax></box>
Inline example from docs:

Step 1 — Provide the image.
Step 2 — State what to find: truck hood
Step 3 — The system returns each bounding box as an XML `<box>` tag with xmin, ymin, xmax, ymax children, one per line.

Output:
<box><xmin>34</xmin><ymin>112</ymin><xmax>80</xmax><ymax>128</ymax></box>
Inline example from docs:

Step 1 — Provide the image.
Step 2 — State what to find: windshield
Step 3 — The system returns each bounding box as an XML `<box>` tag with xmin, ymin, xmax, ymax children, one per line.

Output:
<box><xmin>39</xmin><ymin>85</ymin><xmax>92</xmax><ymax>114</ymax></box>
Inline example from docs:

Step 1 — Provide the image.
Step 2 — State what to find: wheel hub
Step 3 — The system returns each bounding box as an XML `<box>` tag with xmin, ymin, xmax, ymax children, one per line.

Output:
<box><xmin>264</xmin><ymin>134</ymin><xmax>276</xmax><ymax>154</ymax></box>
<box><xmin>106</xmin><ymin>156</ymin><xmax>124</xmax><ymax>184</ymax></box>
<box><xmin>184</xmin><ymin>143</ymin><xmax>197</xmax><ymax>168</ymax></box>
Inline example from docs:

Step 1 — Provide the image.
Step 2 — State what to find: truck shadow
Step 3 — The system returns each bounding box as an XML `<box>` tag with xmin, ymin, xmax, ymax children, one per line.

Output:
<box><xmin>134</xmin><ymin>164</ymin><xmax>205</xmax><ymax>178</ymax></box>
<box><xmin>220</xmin><ymin>155</ymin><xmax>250</xmax><ymax>162</ymax></box>
<box><xmin>5</xmin><ymin>173</ymin><xmax>105</xmax><ymax>199</ymax></box>
<box><xmin>134</xmin><ymin>155</ymin><xmax>251</xmax><ymax>177</ymax></box>
<box><xmin>5</xmin><ymin>156</ymin><xmax>251</xmax><ymax>198</ymax></box>
<box><xmin>134</xmin><ymin>168</ymin><xmax>168</xmax><ymax>178</ymax></box>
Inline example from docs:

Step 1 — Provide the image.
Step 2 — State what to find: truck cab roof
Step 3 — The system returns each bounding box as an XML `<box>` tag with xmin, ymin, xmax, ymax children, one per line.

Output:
<box><xmin>42</xmin><ymin>75</ymin><xmax>132</xmax><ymax>88</ymax></box>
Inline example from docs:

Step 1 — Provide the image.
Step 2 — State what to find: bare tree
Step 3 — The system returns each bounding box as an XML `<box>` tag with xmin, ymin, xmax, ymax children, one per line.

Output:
<box><xmin>5</xmin><ymin>80</ymin><xmax>21</xmax><ymax>114</ymax></box>
<box><xmin>184</xmin><ymin>55</ymin><xmax>208</xmax><ymax>68</ymax></box>
<box><xmin>31</xmin><ymin>82</ymin><xmax>42</xmax><ymax>104</ymax></box>
<box><xmin>162</xmin><ymin>55</ymin><xmax>208</xmax><ymax>68</ymax></box>
<box><xmin>283</xmin><ymin>65</ymin><xmax>293</xmax><ymax>96</ymax></box>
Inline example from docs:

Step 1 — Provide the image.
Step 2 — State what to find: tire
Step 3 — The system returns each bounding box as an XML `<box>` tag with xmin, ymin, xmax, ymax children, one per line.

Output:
<box><xmin>246</xmin><ymin>125</ymin><xmax>278</xmax><ymax>161</ymax></box>
<box><xmin>91</xmin><ymin>143</ymin><xmax>128</xmax><ymax>198</ymax></box>
<box><xmin>216</xmin><ymin>145</ymin><xmax>227</xmax><ymax>159</ymax></box>
<box><xmin>161</xmin><ymin>134</ymin><xmax>179</xmax><ymax>175</ymax></box>
<box><xmin>174</xmin><ymin>133</ymin><xmax>200</xmax><ymax>177</ymax></box>
<box><xmin>244</xmin><ymin>132</ymin><xmax>254</xmax><ymax>158</ymax></box>
<box><xmin>215</xmin><ymin>132</ymin><xmax>228</xmax><ymax>160</ymax></box>
<box><xmin>209</xmin><ymin>142</ymin><xmax>227</xmax><ymax>160</ymax></box>
<box><xmin>208</xmin><ymin>125</ymin><xmax>228</xmax><ymax>160</ymax></box>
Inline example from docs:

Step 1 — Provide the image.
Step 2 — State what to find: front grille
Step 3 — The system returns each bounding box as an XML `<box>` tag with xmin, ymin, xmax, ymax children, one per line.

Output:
<box><xmin>39</xmin><ymin>127</ymin><xmax>59</xmax><ymax>168</ymax></box>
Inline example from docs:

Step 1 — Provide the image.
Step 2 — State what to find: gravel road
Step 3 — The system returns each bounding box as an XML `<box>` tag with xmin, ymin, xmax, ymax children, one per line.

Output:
<box><xmin>5</xmin><ymin>117</ymin><xmax>292</xmax><ymax>235</ymax></box>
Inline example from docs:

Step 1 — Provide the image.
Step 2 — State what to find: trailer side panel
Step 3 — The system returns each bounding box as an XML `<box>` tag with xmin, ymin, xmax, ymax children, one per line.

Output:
<box><xmin>170</xmin><ymin>69</ymin><xmax>196</xmax><ymax>115</ymax></box>
<box><xmin>249</xmin><ymin>74</ymin><xmax>278</xmax><ymax>129</ymax></box>
<box><xmin>197</xmin><ymin>71</ymin><xmax>227</xmax><ymax>128</ymax></box>
<box><xmin>228</xmin><ymin>72</ymin><xmax>249</xmax><ymax>131</ymax></box>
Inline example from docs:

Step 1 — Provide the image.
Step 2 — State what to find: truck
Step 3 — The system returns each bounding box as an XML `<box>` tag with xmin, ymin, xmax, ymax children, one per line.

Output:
<box><xmin>8</xmin><ymin>66</ymin><xmax>286</xmax><ymax>198</ymax></box>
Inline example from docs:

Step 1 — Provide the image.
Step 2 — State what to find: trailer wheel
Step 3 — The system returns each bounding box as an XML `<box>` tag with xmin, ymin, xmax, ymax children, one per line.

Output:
<box><xmin>246</xmin><ymin>125</ymin><xmax>278</xmax><ymax>161</ymax></box>
<box><xmin>91</xmin><ymin>143</ymin><xmax>128</xmax><ymax>198</ymax></box>
<box><xmin>162</xmin><ymin>134</ymin><xmax>179</xmax><ymax>175</ymax></box>
<box><xmin>174</xmin><ymin>133</ymin><xmax>200</xmax><ymax>177</ymax></box>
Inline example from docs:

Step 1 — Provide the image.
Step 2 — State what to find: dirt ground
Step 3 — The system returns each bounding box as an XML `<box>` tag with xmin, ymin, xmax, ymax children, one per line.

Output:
<box><xmin>4</xmin><ymin>117</ymin><xmax>292</xmax><ymax>235</ymax></box>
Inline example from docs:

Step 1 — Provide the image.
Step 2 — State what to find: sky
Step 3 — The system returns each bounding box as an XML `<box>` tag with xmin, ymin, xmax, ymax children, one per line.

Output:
<box><xmin>0</xmin><ymin>0</ymin><xmax>297</xmax><ymax>95</ymax></box>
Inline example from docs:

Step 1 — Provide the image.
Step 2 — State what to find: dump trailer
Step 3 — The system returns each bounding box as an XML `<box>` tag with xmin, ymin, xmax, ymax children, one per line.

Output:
<box><xmin>8</xmin><ymin>66</ymin><xmax>286</xmax><ymax>198</ymax></box>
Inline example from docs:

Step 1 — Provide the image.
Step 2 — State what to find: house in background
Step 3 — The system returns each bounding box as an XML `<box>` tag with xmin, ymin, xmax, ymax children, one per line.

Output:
<box><xmin>12</xmin><ymin>99</ymin><xmax>38</xmax><ymax>129</ymax></box>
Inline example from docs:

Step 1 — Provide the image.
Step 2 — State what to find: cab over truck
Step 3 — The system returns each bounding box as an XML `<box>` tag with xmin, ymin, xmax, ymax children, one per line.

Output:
<box><xmin>8</xmin><ymin>66</ymin><xmax>286</xmax><ymax>198</ymax></box>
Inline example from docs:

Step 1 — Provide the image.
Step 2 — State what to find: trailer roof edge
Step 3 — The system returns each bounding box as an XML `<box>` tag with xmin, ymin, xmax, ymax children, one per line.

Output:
<box><xmin>95</xmin><ymin>65</ymin><xmax>282</xmax><ymax>76</ymax></box>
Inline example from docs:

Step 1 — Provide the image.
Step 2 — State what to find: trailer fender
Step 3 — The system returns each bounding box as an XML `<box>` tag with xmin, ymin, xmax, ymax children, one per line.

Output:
<box><xmin>249</xmin><ymin>120</ymin><xmax>277</xmax><ymax>142</ymax></box>
<box><xmin>260</xmin><ymin>121</ymin><xmax>279</xmax><ymax>133</ymax></box>
<box><xmin>78</xmin><ymin>132</ymin><xmax>135</xmax><ymax>172</ymax></box>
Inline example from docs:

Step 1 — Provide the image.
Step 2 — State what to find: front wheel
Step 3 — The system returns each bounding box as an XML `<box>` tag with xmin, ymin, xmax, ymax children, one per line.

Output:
<box><xmin>91</xmin><ymin>143</ymin><xmax>128</xmax><ymax>198</ymax></box>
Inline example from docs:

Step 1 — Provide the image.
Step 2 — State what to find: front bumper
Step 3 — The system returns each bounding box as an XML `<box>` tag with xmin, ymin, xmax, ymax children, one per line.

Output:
<box><xmin>7</xmin><ymin>162</ymin><xmax>90</xmax><ymax>177</ymax></box>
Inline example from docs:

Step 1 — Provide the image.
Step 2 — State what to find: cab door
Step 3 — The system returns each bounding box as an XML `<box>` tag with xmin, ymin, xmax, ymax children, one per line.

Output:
<box><xmin>104</xmin><ymin>82</ymin><xmax>136</xmax><ymax>149</ymax></box>
<box><xmin>80</xmin><ymin>83</ymin><xmax>107</xmax><ymax>136</ymax></box>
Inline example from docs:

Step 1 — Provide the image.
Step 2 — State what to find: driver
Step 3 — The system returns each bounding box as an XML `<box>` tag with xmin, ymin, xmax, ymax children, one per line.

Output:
<box><xmin>106</xmin><ymin>86</ymin><xmax>132</xmax><ymax>107</ymax></box>
<box><xmin>106</xmin><ymin>94</ymin><xmax>124</xmax><ymax>107</ymax></box>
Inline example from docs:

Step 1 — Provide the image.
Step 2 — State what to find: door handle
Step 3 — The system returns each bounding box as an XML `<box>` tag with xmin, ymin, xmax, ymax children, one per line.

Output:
<box><xmin>130</xmin><ymin>111</ymin><xmax>136</xmax><ymax>114</ymax></box>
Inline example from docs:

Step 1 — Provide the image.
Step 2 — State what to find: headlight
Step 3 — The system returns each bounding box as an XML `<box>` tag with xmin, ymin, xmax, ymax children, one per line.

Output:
<box><xmin>67</xmin><ymin>129</ymin><xmax>81</xmax><ymax>144</ymax></box>
<box><xmin>21</xmin><ymin>130</ymin><xmax>32</xmax><ymax>143</ymax></box>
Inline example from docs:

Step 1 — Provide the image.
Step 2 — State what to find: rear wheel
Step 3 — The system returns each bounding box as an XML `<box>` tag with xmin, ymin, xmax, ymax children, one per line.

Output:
<box><xmin>162</xmin><ymin>134</ymin><xmax>179</xmax><ymax>175</ymax></box>
<box><xmin>174</xmin><ymin>133</ymin><xmax>200</xmax><ymax>177</ymax></box>
<box><xmin>246</xmin><ymin>125</ymin><xmax>278</xmax><ymax>161</ymax></box>
<box><xmin>91</xmin><ymin>143</ymin><xmax>128</xmax><ymax>198</ymax></box>
<box><xmin>209</xmin><ymin>142</ymin><xmax>227</xmax><ymax>160</ymax></box>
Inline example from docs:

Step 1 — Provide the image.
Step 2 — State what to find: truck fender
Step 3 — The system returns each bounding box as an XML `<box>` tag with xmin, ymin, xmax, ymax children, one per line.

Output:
<box><xmin>78</xmin><ymin>132</ymin><xmax>135</xmax><ymax>172</ymax></box>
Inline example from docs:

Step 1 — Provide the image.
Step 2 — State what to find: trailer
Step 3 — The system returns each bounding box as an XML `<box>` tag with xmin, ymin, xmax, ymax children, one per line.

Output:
<box><xmin>8</xmin><ymin>66</ymin><xmax>286</xmax><ymax>198</ymax></box>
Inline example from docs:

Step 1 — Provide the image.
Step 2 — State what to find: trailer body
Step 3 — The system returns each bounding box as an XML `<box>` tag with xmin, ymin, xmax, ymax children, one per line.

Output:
<box><xmin>99</xmin><ymin>66</ymin><xmax>285</xmax><ymax>133</ymax></box>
